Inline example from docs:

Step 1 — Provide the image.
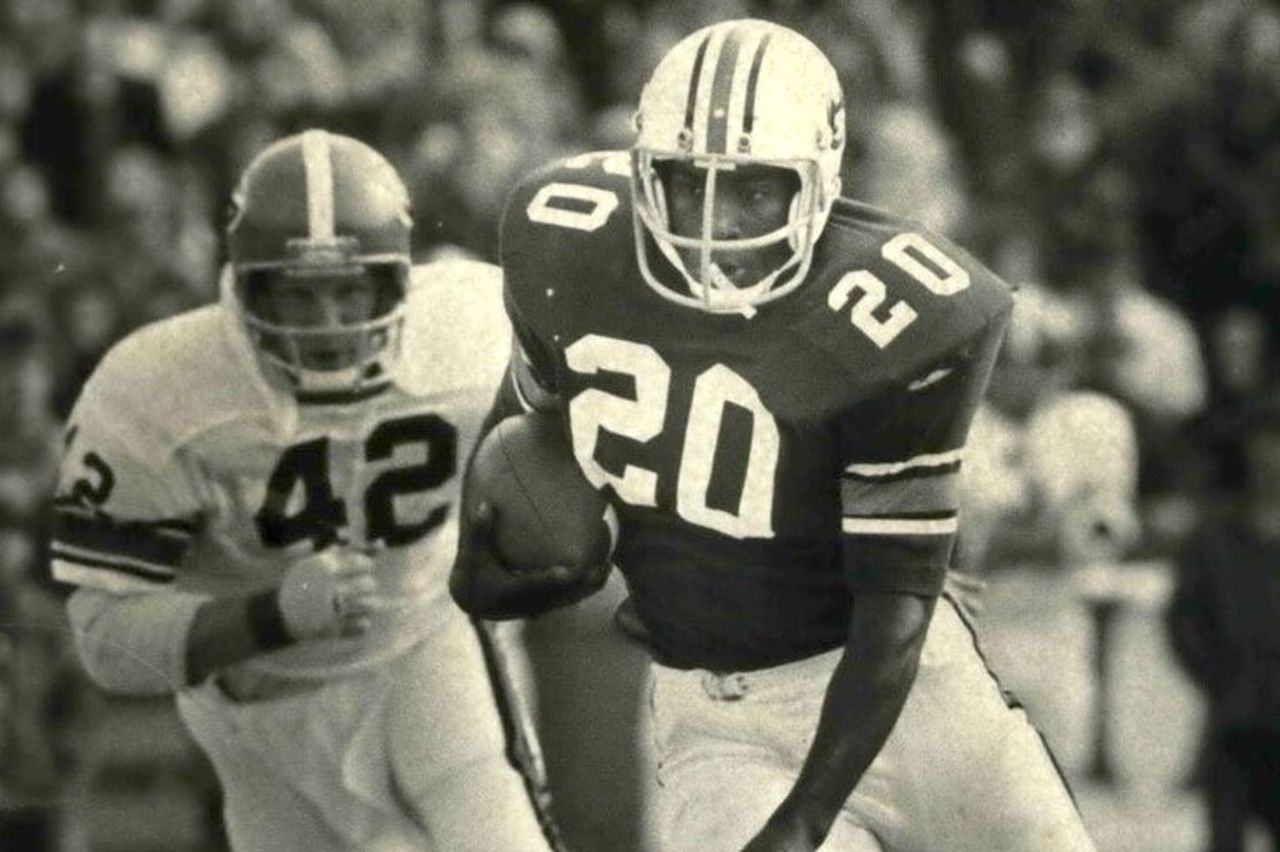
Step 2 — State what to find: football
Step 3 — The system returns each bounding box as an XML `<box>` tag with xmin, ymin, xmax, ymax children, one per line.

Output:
<box><xmin>466</xmin><ymin>411</ymin><xmax>618</xmax><ymax>571</ymax></box>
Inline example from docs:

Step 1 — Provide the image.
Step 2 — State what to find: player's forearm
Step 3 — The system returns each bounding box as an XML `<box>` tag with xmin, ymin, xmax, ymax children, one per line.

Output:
<box><xmin>67</xmin><ymin>584</ymin><xmax>295</xmax><ymax>695</ymax></box>
<box><xmin>67</xmin><ymin>587</ymin><xmax>208</xmax><ymax>696</ymax></box>
<box><xmin>450</xmin><ymin>560</ymin><xmax>607</xmax><ymax>620</ymax></box>
<box><xmin>185</xmin><ymin>590</ymin><xmax>291</xmax><ymax>685</ymax></box>
<box><xmin>450</xmin><ymin>381</ymin><xmax>536</xmax><ymax>621</ymax></box>
<box><xmin>451</xmin><ymin>374</ymin><xmax>606</xmax><ymax>620</ymax></box>
<box><xmin>775</xmin><ymin>659</ymin><xmax>915</xmax><ymax>840</ymax></box>
<box><xmin>772</xmin><ymin>594</ymin><xmax>934</xmax><ymax>842</ymax></box>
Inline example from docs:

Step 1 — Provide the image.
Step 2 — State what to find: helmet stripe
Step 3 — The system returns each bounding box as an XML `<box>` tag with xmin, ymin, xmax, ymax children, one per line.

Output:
<box><xmin>704</xmin><ymin>24</ymin><xmax>749</xmax><ymax>154</ymax></box>
<box><xmin>682</xmin><ymin>32</ymin><xmax>713</xmax><ymax>141</ymax></box>
<box><xmin>301</xmin><ymin>129</ymin><xmax>335</xmax><ymax>240</ymax></box>
<box><xmin>741</xmin><ymin>33</ymin><xmax>773</xmax><ymax>137</ymax></box>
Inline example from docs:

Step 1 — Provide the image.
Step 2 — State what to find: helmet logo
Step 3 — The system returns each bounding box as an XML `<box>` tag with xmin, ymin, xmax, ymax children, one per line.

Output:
<box><xmin>826</xmin><ymin>95</ymin><xmax>846</xmax><ymax>149</ymax></box>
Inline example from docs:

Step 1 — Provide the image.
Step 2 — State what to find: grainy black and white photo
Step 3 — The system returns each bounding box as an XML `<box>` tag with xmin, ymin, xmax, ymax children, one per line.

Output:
<box><xmin>2</xmin><ymin>1</ymin><xmax>1278</xmax><ymax>850</ymax></box>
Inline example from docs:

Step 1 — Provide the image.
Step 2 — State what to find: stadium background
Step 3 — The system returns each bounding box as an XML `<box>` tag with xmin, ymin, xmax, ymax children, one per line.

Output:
<box><xmin>2</xmin><ymin>0</ymin><xmax>1278</xmax><ymax>849</ymax></box>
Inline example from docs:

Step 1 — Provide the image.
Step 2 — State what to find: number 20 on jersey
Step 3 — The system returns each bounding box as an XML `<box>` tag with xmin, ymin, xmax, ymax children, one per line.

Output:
<box><xmin>524</xmin><ymin>155</ymin><xmax>969</xmax><ymax>539</ymax></box>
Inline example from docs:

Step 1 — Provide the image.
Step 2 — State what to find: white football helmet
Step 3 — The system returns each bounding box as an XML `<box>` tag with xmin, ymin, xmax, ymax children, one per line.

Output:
<box><xmin>226</xmin><ymin>129</ymin><xmax>413</xmax><ymax>397</ymax></box>
<box><xmin>631</xmin><ymin>19</ymin><xmax>846</xmax><ymax>312</ymax></box>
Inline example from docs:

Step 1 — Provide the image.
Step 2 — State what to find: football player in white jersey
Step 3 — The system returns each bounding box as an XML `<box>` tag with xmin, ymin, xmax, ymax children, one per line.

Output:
<box><xmin>51</xmin><ymin>130</ymin><xmax>564</xmax><ymax>852</ymax></box>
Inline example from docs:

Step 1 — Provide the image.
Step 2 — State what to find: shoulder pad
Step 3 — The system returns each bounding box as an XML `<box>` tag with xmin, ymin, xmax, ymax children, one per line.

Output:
<box><xmin>56</xmin><ymin>307</ymin><xmax>264</xmax><ymax>532</ymax></box>
<box><xmin>398</xmin><ymin>259</ymin><xmax>511</xmax><ymax>396</ymax></box>
<box><xmin>503</xmin><ymin>151</ymin><xmax>633</xmax><ymax>229</ymax></box>
<box><xmin>73</xmin><ymin>306</ymin><xmax>276</xmax><ymax>462</ymax></box>
<box><xmin>500</xmin><ymin>151</ymin><xmax>636</xmax><ymax>339</ymax></box>
<box><xmin>501</xmin><ymin>150</ymin><xmax>633</xmax><ymax>266</ymax></box>
<box><xmin>777</xmin><ymin>200</ymin><xmax>1013</xmax><ymax>393</ymax></box>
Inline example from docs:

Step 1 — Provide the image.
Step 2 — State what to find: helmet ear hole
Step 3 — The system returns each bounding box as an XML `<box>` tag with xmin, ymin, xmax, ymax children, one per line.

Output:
<box><xmin>239</xmin><ymin>269</ymin><xmax>279</xmax><ymax>322</ymax></box>
<box><xmin>786</xmin><ymin>194</ymin><xmax>802</xmax><ymax>252</ymax></box>
<box><xmin>645</xmin><ymin>157</ymin><xmax>672</xmax><ymax>229</ymax></box>
<box><xmin>371</xmin><ymin>265</ymin><xmax>407</xmax><ymax>318</ymax></box>
<box><xmin>652</xmin><ymin>174</ymin><xmax>670</xmax><ymax>228</ymax></box>
<box><xmin>786</xmin><ymin>174</ymin><xmax>813</xmax><ymax>252</ymax></box>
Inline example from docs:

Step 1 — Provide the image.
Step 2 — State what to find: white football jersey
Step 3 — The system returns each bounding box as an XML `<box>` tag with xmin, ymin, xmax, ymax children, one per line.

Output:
<box><xmin>52</xmin><ymin>259</ymin><xmax>511</xmax><ymax>679</ymax></box>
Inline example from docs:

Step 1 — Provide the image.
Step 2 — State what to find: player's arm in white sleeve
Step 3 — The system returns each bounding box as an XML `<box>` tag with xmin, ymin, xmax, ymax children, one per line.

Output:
<box><xmin>72</xmin><ymin>546</ymin><xmax>379</xmax><ymax>696</ymax></box>
<box><xmin>449</xmin><ymin>298</ymin><xmax>609</xmax><ymax>619</ymax></box>
<box><xmin>53</xmin><ymin>367</ymin><xmax>210</xmax><ymax>696</ymax></box>
<box><xmin>55</xmin><ymin>365</ymin><xmax>376</xmax><ymax>696</ymax></box>
<box><xmin>747</xmin><ymin>316</ymin><xmax>1007</xmax><ymax>850</ymax></box>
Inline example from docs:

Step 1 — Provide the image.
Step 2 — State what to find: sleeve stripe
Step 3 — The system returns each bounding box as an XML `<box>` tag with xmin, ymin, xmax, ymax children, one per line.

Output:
<box><xmin>845</xmin><ymin>448</ymin><xmax>964</xmax><ymax>479</ymax></box>
<box><xmin>51</xmin><ymin>547</ymin><xmax>175</xmax><ymax>580</ymax></box>
<box><xmin>843</xmin><ymin>461</ymin><xmax>962</xmax><ymax>484</ymax></box>
<box><xmin>52</xmin><ymin>498</ymin><xmax>198</xmax><ymax>532</ymax></box>
<box><xmin>51</xmin><ymin>543</ymin><xmax>176</xmax><ymax>580</ymax></box>
<box><xmin>53</xmin><ymin>507</ymin><xmax>193</xmax><ymax>567</ymax></box>
<box><xmin>841</xmin><ymin>473</ymin><xmax>958</xmax><ymax>515</ymax></box>
<box><xmin>52</xmin><ymin>560</ymin><xmax>173</xmax><ymax>594</ymax></box>
<box><xmin>841</xmin><ymin>515</ymin><xmax>959</xmax><ymax>536</ymax></box>
<box><xmin>52</xmin><ymin>498</ymin><xmax>198</xmax><ymax>534</ymax></box>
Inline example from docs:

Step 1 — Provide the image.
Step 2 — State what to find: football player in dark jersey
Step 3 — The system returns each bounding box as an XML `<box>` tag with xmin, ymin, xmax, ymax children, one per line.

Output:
<box><xmin>451</xmin><ymin>18</ymin><xmax>1096</xmax><ymax>852</ymax></box>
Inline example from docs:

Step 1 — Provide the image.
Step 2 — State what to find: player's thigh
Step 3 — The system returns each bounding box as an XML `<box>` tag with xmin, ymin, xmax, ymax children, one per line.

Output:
<box><xmin>387</xmin><ymin>617</ymin><xmax>510</xmax><ymax>782</ymax></box>
<box><xmin>877</xmin><ymin>600</ymin><xmax>1095</xmax><ymax>852</ymax></box>
<box><xmin>653</xmin><ymin>751</ymin><xmax>790</xmax><ymax>852</ymax></box>
<box><xmin>655</xmin><ymin>752</ymin><xmax>882</xmax><ymax>852</ymax></box>
<box><xmin>176</xmin><ymin>685</ymin><xmax>348</xmax><ymax>852</ymax></box>
<box><xmin>410</xmin><ymin>757</ymin><xmax>552</xmax><ymax>852</ymax></box>
<box><xmin>217</xmin><ymin>754</ymin><xmax>349</xmax><ymax>852</ymax></box>
<box><xmin>385</xmin><ymin>615</ymin><xmax>550</xmax><ymax>851</ymax></box>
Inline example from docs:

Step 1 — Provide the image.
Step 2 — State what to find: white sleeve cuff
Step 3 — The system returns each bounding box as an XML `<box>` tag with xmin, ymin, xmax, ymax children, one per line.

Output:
<box><xmin>66</xmin><ymin>587</ymin><xmax>208</xmax><ymax>696</ymax></box>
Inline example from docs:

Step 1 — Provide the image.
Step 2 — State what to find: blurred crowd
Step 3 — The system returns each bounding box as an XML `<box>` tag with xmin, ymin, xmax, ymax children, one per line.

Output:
<box><xmin>0</xmin><ymin>0</ymin><xmax>1275</xmax><ymax>493</ymax></box>
<box><xmin>1</xmin><ymin>0</ymin><xmax>1278</xmax><ymax>848</ymax></box>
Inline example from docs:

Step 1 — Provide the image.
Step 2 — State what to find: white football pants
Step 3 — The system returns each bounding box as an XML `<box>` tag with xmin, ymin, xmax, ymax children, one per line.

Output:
<box><xmin>648</xmin><ymin>596</ymin><xmax>1097</xmax><ymax>851</ymax></box>
<box><xmin>176</xmin><ymin>612</ymin><xmax>559</xmax><ymax>852</ymax></box>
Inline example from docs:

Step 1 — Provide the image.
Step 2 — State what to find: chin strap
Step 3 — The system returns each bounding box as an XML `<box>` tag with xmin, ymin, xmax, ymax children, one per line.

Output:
<box><xmin>707</xmin><ymin>265</ymin><xmax>758</xmax><ymax>318</ymax></box>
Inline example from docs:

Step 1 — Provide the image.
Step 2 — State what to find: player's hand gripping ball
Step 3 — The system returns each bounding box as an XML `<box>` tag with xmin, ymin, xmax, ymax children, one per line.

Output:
<box><xmin>276</xmin><ymin>547</ymin><xmax>380</xmax><ymax>640</ymax></box>
<box><xmin>466</xmin><ymin>411</ymin><xmax>618</xmax><ymax>572</ymax></box>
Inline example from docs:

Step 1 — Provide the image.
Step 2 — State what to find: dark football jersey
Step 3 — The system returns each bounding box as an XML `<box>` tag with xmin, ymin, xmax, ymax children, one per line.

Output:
<box><xmin>500</xmin><ymin>151</ymin><xmax>1012</xmax><ymax>671</ymax></box>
